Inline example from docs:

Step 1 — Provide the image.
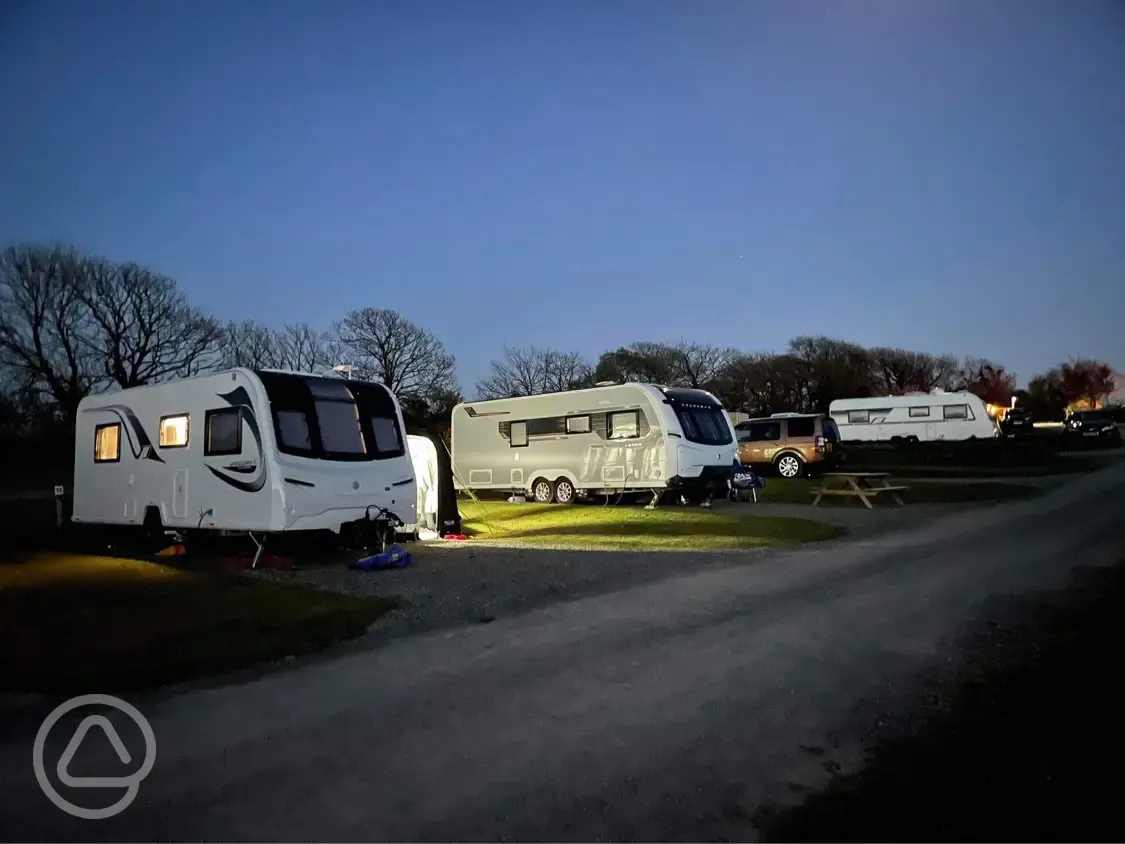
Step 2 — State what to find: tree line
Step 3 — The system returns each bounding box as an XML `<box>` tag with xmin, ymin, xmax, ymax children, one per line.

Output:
<box><xmin>476</xmin><ymin>339</ymin><xmax>1116</xmax><ymax>421</ymax></box>
<box><xmin>0</xmin><ymin>243</ymin><xmax>1117</xmax><ymax>451</ymax></box>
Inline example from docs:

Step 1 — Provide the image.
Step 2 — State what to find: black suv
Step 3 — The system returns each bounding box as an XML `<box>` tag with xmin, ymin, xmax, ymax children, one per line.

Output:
<box><xmin>1001</xmin><ymin>407</ymin><xmax>1034</xmax><ymax>437</ymax></box>
<box><xmin>1063</xmin><ymin>409</ymin><xmax>1122</xmax><ymax>447</ymax></box>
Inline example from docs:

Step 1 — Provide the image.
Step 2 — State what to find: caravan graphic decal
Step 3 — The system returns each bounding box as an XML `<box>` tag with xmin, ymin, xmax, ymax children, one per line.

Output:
<box><xmin>83</xmin><ymin>404</ymin><xmax>165</xmax><ymax>463</ymax></box>
<box><xmin>205</xmin><ymin>387</ymin><xmax>267</xmax><ymax>493</ymax></box>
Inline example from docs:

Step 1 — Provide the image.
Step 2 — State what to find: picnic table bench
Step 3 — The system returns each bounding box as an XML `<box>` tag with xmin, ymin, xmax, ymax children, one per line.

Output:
<box><xmin>810</xmin><ymin>472</ymin><xmax>908</xmax><ymax>509</ymax></box>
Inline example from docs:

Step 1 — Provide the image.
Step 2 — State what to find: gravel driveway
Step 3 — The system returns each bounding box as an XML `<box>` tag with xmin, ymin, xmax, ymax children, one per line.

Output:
<box><xmin>257</xmin><ymin>499</ymin><xmax>974</xmax><ymax>644</ymax></box>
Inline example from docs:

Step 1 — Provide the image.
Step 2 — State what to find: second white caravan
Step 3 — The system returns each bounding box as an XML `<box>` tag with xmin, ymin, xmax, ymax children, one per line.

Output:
<box><xmin>451</xmin><ymin>383</ymin><xmax>739</xmax><ymax>504</ymax></box>
<box><xmin>829</xmin><ymin>390</ymin><xmax>999</xmax><ymax>442</ymax></box>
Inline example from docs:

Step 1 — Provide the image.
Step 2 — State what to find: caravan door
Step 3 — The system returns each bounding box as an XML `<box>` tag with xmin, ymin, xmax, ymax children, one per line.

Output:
<box><xmin>173</xmin><ymin>470</ymin><xmax>188</xmax><ymax>519</ymax></box>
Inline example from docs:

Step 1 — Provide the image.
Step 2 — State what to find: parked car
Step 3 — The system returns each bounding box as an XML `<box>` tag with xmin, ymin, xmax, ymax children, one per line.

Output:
<box><xmin>1063</xmin><ymin>409</ymin><xmax>1122</xmax><ymax>447</ymax></box>
<box><xmin>1000</xmin><ymin>407</ymin><xmax>1034</xmax><ymax>437</ymax></box>
<box><xmin>734</xmin><ymin>413</ymin><xmax>843</xmax><ymax>478</ymax></box>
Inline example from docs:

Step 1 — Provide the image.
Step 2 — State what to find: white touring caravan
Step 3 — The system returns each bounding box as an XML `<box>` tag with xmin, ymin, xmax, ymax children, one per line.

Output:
<box><xmin>829</xmin><ymin>390</ymin><xmax>999</xmax><ymax>442</ymax></box>
<box><xmin>72</xmin><ymin>368</ymin><xmax>417</xmax><ymax>549</ymax></box>
<box><xmin>451</xmin><ymin>383</ymin><xmax>739</xmax><ymax>506</ymax></box>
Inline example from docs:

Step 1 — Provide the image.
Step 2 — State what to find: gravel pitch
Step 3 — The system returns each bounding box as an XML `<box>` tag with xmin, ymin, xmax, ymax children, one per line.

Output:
<box><xmin>254</xmin><ymin>500</ymin><xmax>967</xmax><ymax>644</ymax></box>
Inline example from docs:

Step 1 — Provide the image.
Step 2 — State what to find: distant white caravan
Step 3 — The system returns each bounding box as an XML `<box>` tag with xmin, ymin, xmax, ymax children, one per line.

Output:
<box><xmin>829</xmin><ymin>390</ymin><xmax>999</xmax><ymax>442</ymax></box>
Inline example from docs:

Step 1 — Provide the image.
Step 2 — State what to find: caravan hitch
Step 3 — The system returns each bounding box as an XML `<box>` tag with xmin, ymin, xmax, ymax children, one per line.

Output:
<box><xmin>363</xmin><ymin>505</ymin><xmax>405</xmax><ymax>554</ymax></box>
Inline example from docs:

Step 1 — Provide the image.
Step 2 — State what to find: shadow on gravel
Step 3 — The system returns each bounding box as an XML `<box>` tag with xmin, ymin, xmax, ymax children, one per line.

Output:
<box><xmin>755</xmin><ymin>556</ymin><xmax>1125</xmax><ymax>842</ymax></box>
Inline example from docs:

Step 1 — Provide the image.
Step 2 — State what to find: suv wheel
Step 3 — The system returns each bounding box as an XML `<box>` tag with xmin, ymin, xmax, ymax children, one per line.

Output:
<box><xmin>775</xmin><ymin>453</ymin><xmax>804</xmax><ymax>478</ymax></box>
<box><xmin>532</xmin><ymin>478</ymin><xmax>554</xmax><ymax>503</ymax></box>
<box><xmin>554</xmin><ymin>478</ymin><xmax>576</xmax><ymax>505</ymax></box>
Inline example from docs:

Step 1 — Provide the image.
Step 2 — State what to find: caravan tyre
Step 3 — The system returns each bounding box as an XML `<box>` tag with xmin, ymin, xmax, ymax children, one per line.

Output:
<box><xmin>532</xmin><ymin>478</ymin><xmax>554</xmax><ymax>503</ymax></box>
<box><xmin>554</xmin><ymin>478</ymin><xmax>575</xmax><ymax>505</ymax></box>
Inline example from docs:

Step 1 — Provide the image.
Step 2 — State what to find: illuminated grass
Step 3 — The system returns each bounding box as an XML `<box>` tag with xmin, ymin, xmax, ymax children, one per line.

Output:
<box><xmin>0</xmin><ymin>553</ymin><xmax>395</xmax><ymax>694</ymax></box>
<box><xmin>459</xmin><ymin>500</ymin><xmax>845</xmax><ymax>550</ymax></box>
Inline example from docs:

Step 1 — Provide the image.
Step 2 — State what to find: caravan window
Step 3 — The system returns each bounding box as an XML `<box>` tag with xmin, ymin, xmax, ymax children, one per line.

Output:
<box><xmin>316</xmin><ymin>400</ymin><xmax>367</xmax><ymax>455</ymax></box>
<box><xmin>566</xmin><ymin>415</ymin><xmax>591</xmax><ymax>434</ymax></box>
<box><xmin>674</xmin><ymin>405</ymin><xmax>732</xmax><ymax>445</ymax></box>
<box><xmin>510</xmin><ymin>421</ymin><xmax>529</xmax><ymax>447</ymax></box>
<box><xmin>909</xmin><ymin>406</ymin><xmax>931</xmax><ymax>418</ymax></box>
<box><xmin>847</xmin><ymin>410</ymin><xmax>870</xmax><ymax>424</ymax></box>
<box><xmin>277</xmin><ymin>410</ymin><xmax>313</xmax><ymax>452</ymax></box>
<box><xmin>94</xmin><ymin>423</ymin><xmax>121</xmax><ymax>463</ymax></box>
<box><xmin>607</xmin><ymin>410</ymin><xmax>639</xmax><ymax>440</ymax></box>
<box><xmin>256</xmin><ymin>370</ymin><xmax>405</xmax><ymax>461</ymax></box>
<box><xmin>159</xmin><ymin>414</ymin><xmax>190</xmax><ymax>448</ymax></box>
<box><xmin>943</xmin><ymin>404</ymin><xmax>971</xmax><ymax>420</ymax></box>
<box><xmin>370</xmin><ymin>417</ymin><xmax>401</xmax><ymax>453</ymax></box>
<box><xmin>205</xmin><ymin>408</ymin><xmax>242</xmax><ymax>456</ymax></box>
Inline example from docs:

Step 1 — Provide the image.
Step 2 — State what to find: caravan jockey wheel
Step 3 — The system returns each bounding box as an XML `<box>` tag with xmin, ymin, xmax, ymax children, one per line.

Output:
<box><xmin>532</xmin><ymin>478</ymin><xmax>553</xmax><ymax>503</ymax></box>
<box><xmin>553</xmin><ymin>478</ymin><xmax>575</xmax><ymax>505</ymax></box>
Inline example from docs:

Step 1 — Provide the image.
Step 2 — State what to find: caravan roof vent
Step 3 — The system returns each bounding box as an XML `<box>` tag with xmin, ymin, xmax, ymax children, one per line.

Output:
<box><xmin>595</xmin><ymin>380</ymin><xmax>617</xmax><ymax>387</ymax></box>
<box><xmin>930</xmin><ymin>387</ymin><xmax>947</xmax><ymax>395</ymax></box>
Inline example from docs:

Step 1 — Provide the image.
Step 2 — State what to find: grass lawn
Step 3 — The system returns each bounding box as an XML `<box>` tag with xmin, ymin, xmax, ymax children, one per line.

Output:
<box><xmin>0</xmin><ymin>553</ymin><xmax>395</xmax><ymax>694</ymax></box>
<box><xmin>459</xmin><ymin>500</ymin><xmax>845</xmax><ymax>550</ymax></box>
<box><xmin>758</xmin><ymin>478</ymin><xmax>1043</xmax><ymax>505</ymax></box>
<box><xmin>843</xmin><ymin>455</ymin><xmax>1120</xmax><ymax>479</ymax></box>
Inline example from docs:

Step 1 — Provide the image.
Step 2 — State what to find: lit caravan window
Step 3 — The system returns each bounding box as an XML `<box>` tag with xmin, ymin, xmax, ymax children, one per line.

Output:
<box><xmin>848</xmin><ymin>409</ymin><xmax>870</xmax><ymax>424</ymax></box>
<box><xmin>205</xmin><ymin>408</ymin><xmax>242</xmax><ymax>456</ymax></box>
<box><xmin>607</xmin><ymin>410</ymin><xmax>639</xmax><ymax>440</ymax></box>
<box><xmin>566</xmin><ymin>415</ymin><xmax>591</xmax><ymax>434</ymax></box>
<box><xmin>909</xmin><ymin>407</ymin><xmax>930</xmax><ymax>418</ymax></box>
<box><xmin>510</xmin><ymin>421</ymin><xmax>528</xmax><ymax>447</ymax></box>
<box><xmin>944</xmin><ymin>404</ymin><xmax>970</xmax><ymax>420</ymax></box>
<box><xmin>159</xmin><ymin>414</ymin><xmax>189</xmax><ymax>448</ymax></box>
<box><xmin>94</xmin><ymin>423</ymin><xmax>121</xmax><ymax>463</ymax></box>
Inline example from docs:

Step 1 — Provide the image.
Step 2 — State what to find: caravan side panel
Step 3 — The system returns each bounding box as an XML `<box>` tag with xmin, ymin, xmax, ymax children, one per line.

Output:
<box><xmin>71</xmin><ymin>371</ymin><xmax>277</xmax><ymax>531</ymax></box>
<box><xmin>829</xmin><ymin>393</ymin><xmax>999</xmax><ymax>442</ymax></box>
<box><xmin>451</xmin><ymin>386</ymin><xmax>673</xmax><ymax>492</ymax></box>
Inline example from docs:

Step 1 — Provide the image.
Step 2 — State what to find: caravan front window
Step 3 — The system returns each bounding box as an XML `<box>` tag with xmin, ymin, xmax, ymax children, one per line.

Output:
<box><xmin>257</xmin><ymin>371</ymin><xmax>405</xmax><ymax>461</ymax></box>
<box><xmin>674</xmin><ymin>405</ymin><xmax>732</xmax><ymax>446</ymax></box>
<box><xmin>277</xmin><ymin>410</ymin><xmax>313</xmax><ymax>451</ymax></box>
<box><xmin>315</xmin><ymin>399</ymin><xmax>367</xmax><ymax>456</ymax></box>
<box><xmin>370</xmin><ymin>417</ymin><xmax>401</xmax><ymax>452</ymax></box>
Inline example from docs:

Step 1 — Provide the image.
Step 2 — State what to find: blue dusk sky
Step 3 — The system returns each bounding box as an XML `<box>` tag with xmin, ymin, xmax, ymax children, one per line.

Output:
<box><xmin>1</xmin><ymin>0</ymin><xmax>1123</xmax><ymax>392</ymax></box>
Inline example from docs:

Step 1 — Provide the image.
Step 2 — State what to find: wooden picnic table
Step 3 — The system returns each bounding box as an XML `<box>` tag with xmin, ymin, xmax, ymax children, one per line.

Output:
<box><xmin>810</xmin><ymin>472</ymin><xmax>908</xmax><ymax>509</ymax></box>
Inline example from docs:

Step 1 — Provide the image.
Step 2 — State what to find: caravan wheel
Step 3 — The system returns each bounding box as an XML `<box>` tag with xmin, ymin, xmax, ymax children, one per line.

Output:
<box><xmin>532</xmin><ymin>478</ymin><xmax>554</xmax><ymax>503</ymax></box>
<box><xmin>554</xmin><ymin>478</ymin><xmax>575</xmax><ymax>505</ymax></box>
